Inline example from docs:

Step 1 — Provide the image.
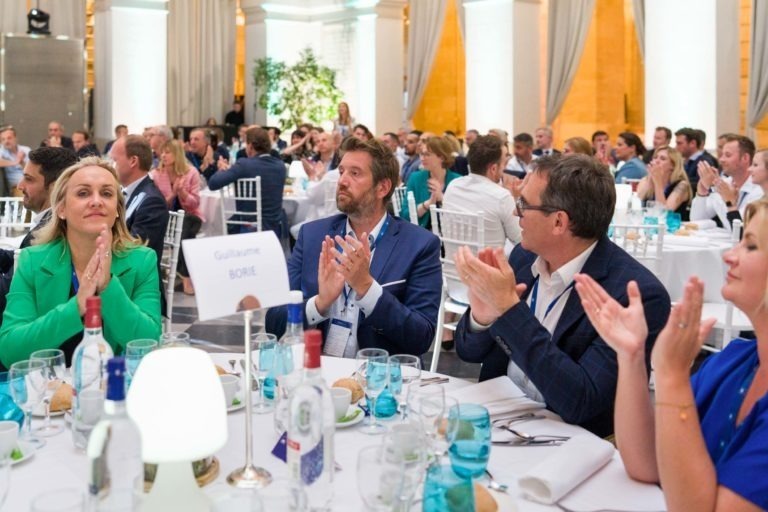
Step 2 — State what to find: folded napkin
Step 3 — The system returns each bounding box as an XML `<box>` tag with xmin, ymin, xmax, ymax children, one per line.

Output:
<box><xmin>518</xmin><ymin>434</ymin><xmax>614</xmax><ymax>504</ymax></box>
<box><xmin>684</xmin><ymin>219</ymin><xmax>717</xmax><ymax>230</ymax></box>
<box><xmin>448</xmin><ymin>376</ymin><xmax>545</xmax><ymax>416</ymax></box>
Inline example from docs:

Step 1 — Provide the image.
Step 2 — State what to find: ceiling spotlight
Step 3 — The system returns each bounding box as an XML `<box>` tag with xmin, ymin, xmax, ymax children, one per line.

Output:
<box><xmin>27</xmin><ymin>8</ymin><xmax>51</xmax><ymax>35</ymax></box>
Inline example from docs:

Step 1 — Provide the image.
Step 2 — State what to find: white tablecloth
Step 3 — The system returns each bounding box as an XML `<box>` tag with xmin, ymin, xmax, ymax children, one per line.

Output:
<box><xmin>198</xmin><ymin>189</ymin><xmax>310</xmax><ymax>238</ymax></box>
<box><xmin>6</xmin><ymin>353</ymin><xmax>665</xmax><ymax>511</ymax></box>
<box><xmin>658</xmin><ymin>230</ymin><xmax>732</xmax><ymax>303</ymax></box>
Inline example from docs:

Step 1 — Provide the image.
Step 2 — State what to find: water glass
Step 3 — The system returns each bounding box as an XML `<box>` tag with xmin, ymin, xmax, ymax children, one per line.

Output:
<box><xmin>252</xmin><ymin>334</ymin><xmax>278</xmax><ymax>413</ymax></box>
<box><xmin>666</xmin><ymin>211</ymin><xmax>682</xmax><ymax>234</ymax></box>
<box><xmin>642</xmin><ymin>215</ymin><xmax>659</xmax><ymax>237</ymax></box>
<box><xmin>448</xmin><ymin>403</ymin><xmax>491</xmax><ymax>479</ymax></box>
<box><xmin>125</xmin><ymin>339</ymin><xmax>157</xmax><ymax>386</ymax></box>
<box><xmin>8</xmin><ymin>359</ymin><xmax>46</xmax><ymax>447</ymax></box>
<box><xmin>30</xmin><ymin>488</ymin><xmax>85</xmax><ymax>512</ymax></box>
<box><xmin>422</xmin><ymin>464</ymin><xmax>474</xmax><ymax>512</ymax></box>
<box><xmin>388</xmin><ymin>355</ymin><xmax>421</xmax><ymax>418</ymax></box>
<box><xmin>432</xmin><ymin>397</ymin><xmax>460</xmax><ymax>460</ymax></box>
<box><xmin>355</xmin><ymin>348</ymin><xmax>389</xmax><ymax>435</ymax></box>
<box><xmin>357</xmin><ymin>444</ymin><xmax>423</xmax><ymax>511</ymax></box>
<box><xmin>30</xmin><ymin>349</ymin><xmax>66</xmax><ymax>437</ymax></box>
<box><xmin>407</xmin><ymin>384</ymin><xmax>445</xmax><ymax>445</ymax></box>
<box><xmin>159</xmin><ymin>331</ymin><xmax>190</xmax><ymax>348</ymax></box>
<box><xmin>0</xmin><ymin>373</ymin><xmax>24</xmax><ymax>427</ymax></box>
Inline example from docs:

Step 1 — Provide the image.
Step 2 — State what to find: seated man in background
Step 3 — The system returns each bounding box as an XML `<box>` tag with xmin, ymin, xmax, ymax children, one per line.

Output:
<box><xmin>267</xmin><ymin>138</ymin><xmax>442</xmax><ymax>358</ymax></box>
<box><xmin>210</xmin><ymin>127</ymin><xmax>286</xmax><ymax>236</ymax></box>
<box><xmin>0</xmin><ymin>126</ymin><xmax>30</xmax><ymax>196</ymax></box>
<box><xmin>454</xmin><ymin>155</ymin><xmax>670</xmax><ymax>436</ymax></box>
<box><xmin>71</xmin><ymin>130</ymin><xmax>101</xmax><ymax>159</ymax></box>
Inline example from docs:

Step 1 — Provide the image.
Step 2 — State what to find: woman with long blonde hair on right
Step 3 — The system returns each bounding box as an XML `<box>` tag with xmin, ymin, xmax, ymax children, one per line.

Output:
<box><xmin>151</xmin><ymin>140</ymin><xmax>204</xmax><ymax>295</ymax></box>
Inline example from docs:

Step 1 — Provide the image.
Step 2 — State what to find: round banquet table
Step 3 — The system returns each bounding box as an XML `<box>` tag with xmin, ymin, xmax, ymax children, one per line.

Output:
<box><xmin>198</xmin><ymin>188</ymin><xmax>310</xmax><ymax>238</ymax></box>
<box><xmin>6</xmin><ymin>353</ymin><xmax>664</xmax><ymax>511</ymax></box>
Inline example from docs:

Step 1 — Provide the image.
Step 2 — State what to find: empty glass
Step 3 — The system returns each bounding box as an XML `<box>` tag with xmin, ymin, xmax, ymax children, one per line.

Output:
<box><xmin>357</xmin><ymin>444</ymin><xmax>423</xmax><ymax>512</ymax></box>
<box><xmin>8</xmin><ymin>359</ymin><xmax>46</xmax><ymax>447</ymax></box>
<box><xmin>388</xmin><ymin>355</ymin><xmax>421</xmax><ymax>419</ymax></box>
<box><xmin>448</xmin><ymin>403</ymin><xmax>491</xmax><ymax>479</ymax></box>
<box><xmin>252</xmin><ymin>334</ymin><xmax>277</xmax><ymax>413</ymax></box>
<box><xmin>407</xmin><ymin>384</ymin><xmax>445</xmax><ymax>454</ymax></box>
<box><xmin>125</xmin><ymin>339</ymin><xmax>158</xmax><ymax>389</ymax></box>
<box><xmin>159</xmin><ymin>331</ymin><xmax>190</xmax><ymax>348</ymax></box>
<box><xmin>355</xmin><ymin>348</ymin><xmax>389</xmax><ymax>435</ymax></box>
<box><xmin>30</xmin><ymin>349</ymin><xmax>66</xmax><ymax>436</ymax></box>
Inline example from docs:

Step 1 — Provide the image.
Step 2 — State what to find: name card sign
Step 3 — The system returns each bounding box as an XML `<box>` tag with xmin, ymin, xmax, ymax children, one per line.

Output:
<box><xmin>183</xmin><ymin>231</ymin><xmax>290</xmax><ymax>321</ymax></box>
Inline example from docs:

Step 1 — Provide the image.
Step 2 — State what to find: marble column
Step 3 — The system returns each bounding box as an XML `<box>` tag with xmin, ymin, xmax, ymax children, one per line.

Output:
<box><xmin>645</xmin><ymin>0</ymin><xmax>739</xmax><ymax>147</ymax></box>
<box><xmin>463</xmin><ymin>0</ymin><xmax>542</xmax><ymax>136</ymax></box>
<box><xmin>93</xmin><ymin>0</ymin><xmax>168</xmax><ymax>141</ymax></box>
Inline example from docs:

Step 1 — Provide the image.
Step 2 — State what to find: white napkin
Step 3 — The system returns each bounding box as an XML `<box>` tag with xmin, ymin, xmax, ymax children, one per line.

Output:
<box><xmin>447</xmin><ymin>376</ymin><xmax>545</xmax><ymax>416</ymax></box>
<box><xmin>684</xmin><ymin>219</ymin><xmax>717</xmax><ymax>230</ymax></box>
<box><xmin>518</xmin><ymin>434</ymin><xmax>614</xmax><ymax>504</ymax></box>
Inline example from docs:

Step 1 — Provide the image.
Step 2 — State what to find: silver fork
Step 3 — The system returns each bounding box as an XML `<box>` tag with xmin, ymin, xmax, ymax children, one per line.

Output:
<box><xmin>502</xmin><ymin>427</ymin><xmax>570</xmax><ymax>443</ymax></box>
<box><xmin>484</xmin><ymin>469</ymin><xmax>508</xmax><ymax>493</ymax></box>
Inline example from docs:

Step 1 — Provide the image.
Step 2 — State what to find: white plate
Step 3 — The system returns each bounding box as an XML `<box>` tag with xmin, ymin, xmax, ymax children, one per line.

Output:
<box><xmin>11</xmin><ymin>440</ymin><xmax>36</xmax><ymax>466</ymax></box>
<box><xmin>336</xmin><ymin>407</ymin><xmax>364</xmax><ymax>428</ymax></box>
<box><xmin>227</xmin><ymin>398</ymin><xmax>245</xmax><ymax>413</ymax></box>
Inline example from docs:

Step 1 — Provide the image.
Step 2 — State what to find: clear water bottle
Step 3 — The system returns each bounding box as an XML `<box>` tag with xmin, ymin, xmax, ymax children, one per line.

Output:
<box><xmin>72</xmin><ymin>296</ymin><xmax>114</xmax><ymax>450</ymax></box>
<box><xmin>287</xmin><ymin>330</ymin><xmax>334</xmax><ymax>511</ymax></box>
<box><xmin>281</xmin><ymin>290</ymin><xmax>306</xmax><ymax>375</ymax></box>
<box><xmin>87</xmin><ymin>357</ymin><xmax>143</xmax><ymax>511</ymax></box>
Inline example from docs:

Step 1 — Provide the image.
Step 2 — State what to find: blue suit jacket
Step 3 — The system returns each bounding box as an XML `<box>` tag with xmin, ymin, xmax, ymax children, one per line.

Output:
<box><xmin>455</xmin><ymin>236</ymin><xmax>670</xmax><ymax>437</ymax></box>
<box><xmin>266</xmin><ymin>214</ymin><xmax>442</xmax><ymax>357</ymax></box>
<box><xmin>208</xmin><ymin>154</ymin><xmax>286</xmax><ymax>235</ymax></box>
<box><xmin>614</xmin><ymin>157</ymin><xmax>647</xmax><ymax>184</ymax></box>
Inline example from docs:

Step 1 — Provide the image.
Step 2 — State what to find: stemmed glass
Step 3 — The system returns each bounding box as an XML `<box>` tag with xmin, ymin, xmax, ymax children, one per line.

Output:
<box><xmin>159</xmin><ymin>331</ymin><xmax>190</xmax><ymax>348</ymax></box>
<box><xmin>252</xmin><ymin>333</ymin><xmax>277</xmax><ymax>413</ymax></box>
<box><xmin>125</xmin><ymin>339</ymin><xmax>158</xmax><ymax>389</ymax></box>
<box><xmin>356</xmin><ymin>348</ymin><xmax>389</xmax><ymax>435</ymax></box>
<box><xmin>8</xmin><ymin>359</ymin><xmax>46</xmax><ymax>447</ymax></box>
<box><xmin>407</xmin><ymin>384</ymin><xmax>445</xmax><ymax>461</ymax></box>
<box><xmin>357</xmin><ymin>441</ymin><xmax>425</xmax><ymax>512</ymax></box>
<box><xmin>388</xmin><ymin>355</ymin><xmax>421</xmax><ymax>419</ymax></box>
<box><xmin>29</xmin><ymin>349</ymin><xmax>66</xmax><ymax>437</ymax></box>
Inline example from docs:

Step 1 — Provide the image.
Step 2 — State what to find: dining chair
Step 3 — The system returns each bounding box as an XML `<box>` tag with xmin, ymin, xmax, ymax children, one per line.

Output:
<box><xmin>608</xmin><ymin>222</ymin><xmax>666</xmax><ymax>278</ymax></box>
<box><xmin>428</xmin><ymin>206</ymin><xmax>485</xmax><ymax>373</ymax></box>
<box><xmin>161</xmin><ymin>209</ymin><xmax>185</xmax><ymax>332</ymax></box>
<box><xmin>220</xmin><ymin>177</ymin><xmax>262</xmax><ymax>235</ymax></box>
<box><xmin>391</xmin><ymin>186</ymin><xmax>407</xmax><ymax>218</ymax></box>
<box><xmin>0</xmin><ymin>197</ymin><xmax>32</xmax><ymax>237</ymax></box>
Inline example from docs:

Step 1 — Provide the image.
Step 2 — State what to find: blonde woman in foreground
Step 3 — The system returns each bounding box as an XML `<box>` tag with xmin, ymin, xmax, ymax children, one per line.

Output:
<box><xmin>574</xmin><ymin>197</ymin><xmax>768</xmax><ymax>511</ymax></box>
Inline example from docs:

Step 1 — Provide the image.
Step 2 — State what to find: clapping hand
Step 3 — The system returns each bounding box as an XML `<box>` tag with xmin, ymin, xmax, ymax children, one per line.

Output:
<box><xmin>331</xmin><ymin>234</ymin><xmax>373</xmax><ymax>297</ymax></box>
<box><xmin>315</xmin><ymin>236</ymin><xmax>346</xmax><ymax>315</ymax></box>
<box><xmin>217</xmin><ymin>155</ymin><xmax>229</xmax><ymax>172</ymax></box>
<box><xmin>696</xmin><ymin>161</ymin><xmax>719</xmax><ymax>193</ymax></box>
<box><xmin>575</xmin><ymin>275</ymin><xmax>648</xmax><ymax>360</ymax></box>
<box><xmin>427</xmin><ymin>178</ymin><xmax>444</xmax><ymax>204</ymax></box>
<box><xmin>650</xmin><ymin>277</ymin><xmax>715</xmax><ymax>380</ymax></box>
<box><xmin>202</xmin><ymin>145</ymin><xmax>214</xmax><ymax>168</ymax></box>
<box><xmin>502</xmin><ymin>174</ymin><xmax>526</xmax><ymax>200</ymax></box>
<box><xmin>454</xmin><ymin>246</ymin><xmax>526</xmax><ymax>325</ymax></box>
<box><xmin>647</xmin><ymin>162</ymin><xmax>668</xmax><ymax>188</ymax></box>
<box><xmin>95</xmin><ymin>226</ymin><xmax>113</xmax><ymax>293</ymax></box>
<box><xmin>714</xmin><ymin>179</ymin><xmax>738</xmax><ymax>206</ymax></box>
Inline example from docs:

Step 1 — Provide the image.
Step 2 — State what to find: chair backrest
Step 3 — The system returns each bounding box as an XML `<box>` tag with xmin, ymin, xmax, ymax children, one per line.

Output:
<box><xmin>220</xmin><ymin>177</ymin><xmax>262</xmax><ymax>235</ymax></box>
<box><xmin>161</xmin><ymin>209</ymin><xmax>185</xmax><ymax>330</ymax></box>
<box><xmin>731</xmin><ymin>219</ymin><xmax>743</xmax><ymax>243</ymax></box>
<box><xmin>406</xmin><ymin>191</ymin><xmax>418</xmax><ymax>224</ymax></box>
<box><xmin>0</xmin><ymin>197</ymin><xmax>33</xmax><ymax>237</ymax></box>
<box><xmin>323</xmin><ymin>174</ymin><xmax>339</xmax><ymax>218</ymax></box>
<box><xmin>391</xmin><ymin>186</ymin><xmax>407</xmax><ymax>218</ymax></box>
<box><xmin>608</xmin><ymin>222</ymin><xmax>666</xmax><ymax>276</ymax></box>
<box><xmin>429</xmin><ymin>206</ymin><xmax>485</xmax><ymax>299</ymax></box>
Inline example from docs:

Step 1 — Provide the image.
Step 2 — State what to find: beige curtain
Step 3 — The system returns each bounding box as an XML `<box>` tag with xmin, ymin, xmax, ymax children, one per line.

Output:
<box><xmin>747</xmin><ymin>0</ymin><xmax>768</xmax><ymax>138</ymax></box>
<box><xmin>545</xmin><ymin>0</ymin><xmax>595</xmax><ymax>125</ymax></box>
<box><xmin>0</xmin><ymin>0</ymin><xmax>27</xmax><ymax>34</ymax></box>
<box><xmin>1</xmin><ymin>0</ymin><xmax>85</xmax><ymax>38</ymax></box>
<box><xmin>405</xmin><ymin>0</ymin><xmax>448</xmax><ymax>121</ymax></box>
<box><xmin>167</xmin><ymin>0</ymin><xmax>236</xmax><ymax>126</ymax></box>
<box><xmin>632</xmin><ymin>0</ymin><xmax>644</xmax><ymax>60</ymax></box>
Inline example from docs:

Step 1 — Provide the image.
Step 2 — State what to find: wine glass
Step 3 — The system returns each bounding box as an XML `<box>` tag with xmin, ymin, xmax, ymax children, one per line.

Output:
<box><xmin>29</xmin><ymin>349</ymin><xmax>66</xmax><ymax>436</ymax></box>
<box><xmin>252</xmin><ymin>333</ymin><xmax>277</xmax><ymax>413</ymax></box>
<box><xmin>407</xmin><ymin>384</ymin><xmax>445</xmax><ymax>460</ymax></box>
<box><xmin>125</xmin><ymin>339</ymin><xmax>158</xmax><ymax>389</ymax></box>
<box><xmin>357</xmin><ymin>444</ymin><xmax>423</xmax><ymax>512</ymax></box>
<box><xmin>388</xmin><ymin>355</ymin><xmax>421</xmax><ymax>419</ymax></box>
<box><xmin>355</xmin><ymin>348</ymin><xmax>389</xmax><ymax>435</ymax></box>
<box><xmin>8</xmin><ymin>359</ymin><xmax>46</xmax><ymax>447</ymax></box>
<box><xmin>432</xmin><ymin>397</ymin><xmax>459</xmax><ymax>460</ymax></box>
<box><xmin>159</xmin><ymin>331</ymin><xmax>190</xmax><ymax>348</ymax></box>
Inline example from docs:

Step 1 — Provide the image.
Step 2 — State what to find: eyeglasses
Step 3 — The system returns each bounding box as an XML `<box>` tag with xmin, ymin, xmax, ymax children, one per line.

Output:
<box><xmin>515</xmin><ymin>196</ymin><xmax>564</xmax><ymax>218</ymax></box>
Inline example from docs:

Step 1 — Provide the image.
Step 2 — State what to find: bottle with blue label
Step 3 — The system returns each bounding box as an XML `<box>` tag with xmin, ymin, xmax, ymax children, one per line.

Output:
<box><xmin>264</xmin><ymin>291</ymin><xmax>303</xmax><ymax>401</ymax></box>
<box><xmin>287</xmin><ymin>330</ymin><xmax>334</xmax><ymax>511</ymax></box>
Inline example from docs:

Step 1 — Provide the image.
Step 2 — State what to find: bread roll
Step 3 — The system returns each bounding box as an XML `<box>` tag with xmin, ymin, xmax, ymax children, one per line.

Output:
<box><xmin>51</xmin><ymin>382</ymin><xmax>73</xmax><ymax>412</ymax></box>
<box><xmin>215</xmin><ymin>365</ymin><xmax>229</xmax><ymax>375</ymax></box>
<box><xmin>474</xmin><ymin>483</ymin><xmax>498</xmax><ymax>512</ymax></box>
<box><xmin>332</xmin><ymin>378</ymin><xmax>364</xmax><ymax>403</ymax></box>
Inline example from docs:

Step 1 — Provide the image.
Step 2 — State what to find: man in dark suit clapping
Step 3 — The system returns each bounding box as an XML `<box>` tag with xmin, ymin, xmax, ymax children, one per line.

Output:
<box><xmin>454</xmin><ymin>155</ymin><xmax>670</xmax><ymax>437</ymax></box>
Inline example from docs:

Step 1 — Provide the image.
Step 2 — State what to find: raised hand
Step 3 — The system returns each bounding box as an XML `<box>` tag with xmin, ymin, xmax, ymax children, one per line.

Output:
<box><xmin>76</xmin><ymin>250</ymin><xmax>102</xmax><ymax>316</ymax></box>
<box><xmin>95</xmin><ymin>226</ymin><xmax>113</xmax><ymax>293</ymax></box>
<box><xmin>651</xmin><ymin>277</ymin><xmax>715</xmax><ymax>380</ymax></box>
<box><xmin>575</xmin><ymin>274</ymin><xmax>648</xmax><ymax>359</ymax></box>
<box><xmin>455</xmin><ymin>246</ymin><xmax>526</xmax><ymax>325</ymax></box>
<box><xmin>331</xmin><ymin>234</ymin><xmax>373</xmax><ymax>297</ymax></box>
<box><xmin>315</xmin><ymin>236</ymin><xmax>346</xmax><ymax>315</ymax></box>
<box><xmin>427</xmin><ymin>178</ymin><xmax>444</xmax><ymax>204</ymax></box>
<box><xmin>714</xmin><ymin>179</ymin><xmax>738</xmax><ymax>206</ymax></box>
<box><xmin>696</xmin><ymin>161</ymin><xmax>718</xmax><ymax>192</ymax></box>
<box><xmin>217</xmin><ymin>155</ymin><xmax>229</xmax><ymax>171</ymax></box>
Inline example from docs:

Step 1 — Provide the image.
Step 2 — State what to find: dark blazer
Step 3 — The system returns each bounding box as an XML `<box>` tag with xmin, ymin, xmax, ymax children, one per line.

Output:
<box><xmin>125</xmin><ymin>176</ymin><xmax>169</xmax><ymax>316</ymax></box>
<box><xmin>207</xmin><ymin>153</ymin><xmax>286</xmax><ymax>235</ymax></box>
<box><xmin>455</xmin><ymin>236</ymin><xmax>670</xmax><ymax>437</ymax></box>
<box><xmin>266</xmin><ymin>214</ymin><xmax>442</xmax><ymax>357</ymax></box>
<box><xmin>684</xmin><ymin>151</ymin><xmax>719</xmax><ymax>191</ymax></box>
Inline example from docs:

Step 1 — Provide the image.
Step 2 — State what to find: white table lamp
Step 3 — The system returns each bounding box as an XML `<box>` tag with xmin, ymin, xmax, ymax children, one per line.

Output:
<box><xmin>127</xmin><ymin>347</ymin><xmax>227</xmax><ymax>512</ymax></box>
